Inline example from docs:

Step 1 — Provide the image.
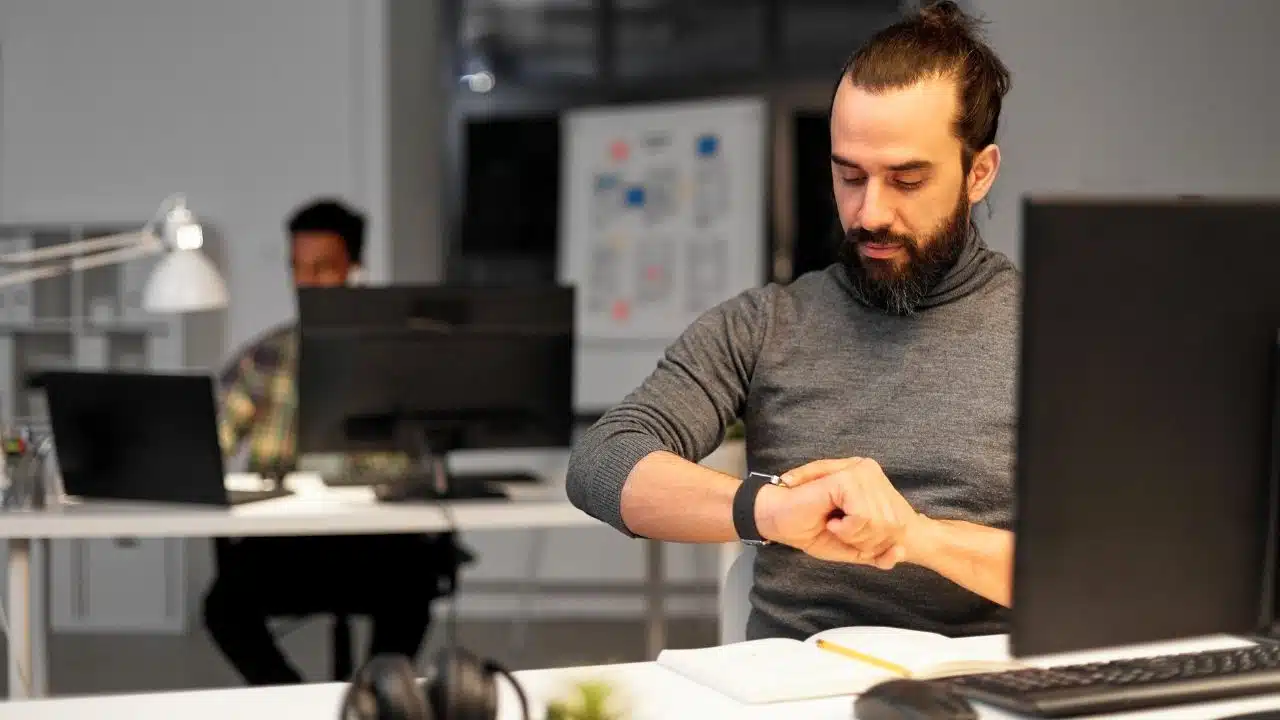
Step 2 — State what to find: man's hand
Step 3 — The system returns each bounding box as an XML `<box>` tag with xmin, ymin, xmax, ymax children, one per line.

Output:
<box><xmin>755</xmin><ymin>457</ymin><xmax>920</xmax><ymax>569</ymax></box>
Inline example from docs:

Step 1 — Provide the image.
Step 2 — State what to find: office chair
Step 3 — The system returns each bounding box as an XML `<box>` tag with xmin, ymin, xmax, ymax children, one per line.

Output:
<box><xmin>268</xmin><ymin>609</ymin><xmax>358</xmax><ymax>680</ymax></box>
<box><xmin>208</xmin><ymin>537</ymin><xmax>361</xmax><ymax>681</ymax></box>
<box><xmin>331</xmin><ymin>614</ymin><xmax>355</xmax><ymax>679</ymax></box>
<box><xmin>719</xmin><ymin>544</ymin><xmax>755</xmax><ymax>645</ymax></box>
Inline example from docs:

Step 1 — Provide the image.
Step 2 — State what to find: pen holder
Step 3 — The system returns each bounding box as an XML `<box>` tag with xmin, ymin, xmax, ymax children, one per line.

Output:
<box><xmin>0</xmin><ymin>425</ymin><xmax>61</xmax><ymax>511</ymax></box>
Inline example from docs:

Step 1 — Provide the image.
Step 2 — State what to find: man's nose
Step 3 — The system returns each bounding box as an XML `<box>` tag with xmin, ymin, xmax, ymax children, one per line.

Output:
<box><xmin>858</xmin><ymin>181</ymin><xmax>894</xmax><ymax>232</ymax></box>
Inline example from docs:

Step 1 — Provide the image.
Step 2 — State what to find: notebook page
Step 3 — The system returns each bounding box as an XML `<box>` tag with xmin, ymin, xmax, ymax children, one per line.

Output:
<box><xmin>915</xmin><ymin>634</ymin><xmax>1023</xmax><ymax>678</ymax></box>
<box><xmin>805</xmin><ymin>626</ymin><xmax>954</xmax><ymax>675</ymax></box>
<box><xmin>656</xmin><ymin>637</ymin><xmax>895</xmax><ymax>703</ymax></box>
<box><xmin>945</xmin><ymin>634</ymin><xmax>1013</xmax><ymax>664</ymax></box>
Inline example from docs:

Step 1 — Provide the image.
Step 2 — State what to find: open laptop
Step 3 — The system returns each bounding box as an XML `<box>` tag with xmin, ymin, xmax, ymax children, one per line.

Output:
<box><xmin>33</xmin><ymin>370</ymin><xmax>291</xmax><ymax>507</ymax></box>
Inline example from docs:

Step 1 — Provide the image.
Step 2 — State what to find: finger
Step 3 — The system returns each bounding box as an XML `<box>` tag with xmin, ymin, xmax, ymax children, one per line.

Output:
<box><xmin>870</xmin><ymin>544</ymin><xmax>906</xmax><ymax>570</ymax></box>
<box><xmin>845</xmin><ymin>514</ymin><xmax>886</xmax><ymax>547</ymax></box>
<box><xmin>854</xmin><ymin>542</ymin><xmax>901</xmax><ymax>568</ymax></box>
<box><xmin>830</xmin><ymin>488</ymin><xmax>889</xmax><ymax>546</ymax></box>
<box><xmin>874</xmin><ymin>488</ymin><xmax>904</xmax><ymax>542</ymax></box>
<box><xmin>780</xmin><ymin>458</ymin><xmax>851</xmax><ymax>487</ymax></box>
<box><xmin>855</xmin><ymin>535</ymin><xmax>898</xmax><ymax>562</ymax></box>
<box><xmin>780</xmin><ymin>457</ymin><xmax>861</xmax><ymax>487</ymax></box>
<box><xmin>815</xmin><ymin>541</ymin><xmax>879</xmax><ymax>567</ymax></box>
<box><xmin>831</xmin><ymin>516</ymin><xmax>893</xmax><ymax>557</ymax></box>
<box><xmin>827</xmin><ymin>513</ymin><xmax>869</xmax><ymax>541</ymax></box>
<box><xmin>849</xmin><ymin>456</ymin><xmax>883</xmax><ymax>475</ymax></box>
<box><xmin>842</xmin><ymin>466</ymin><xmax>908</xmax><ymax>546</ymax></box>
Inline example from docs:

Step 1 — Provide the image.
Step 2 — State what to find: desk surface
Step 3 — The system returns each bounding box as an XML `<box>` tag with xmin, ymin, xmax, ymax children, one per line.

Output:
<box><xmin>10</xmin><ymin>636</ymin><xmax>1280</xmax><ymax>719</ymax></box>
<box><xmin>0</xmin><ymin>482</ymin><xmax>597</xmax><ymax>539</ymax></box>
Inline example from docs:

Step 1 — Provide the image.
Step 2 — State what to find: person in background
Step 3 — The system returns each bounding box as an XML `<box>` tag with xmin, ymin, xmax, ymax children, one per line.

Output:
<box><xmin>202</xmin><ymin>199</ymin><xmax>463</xmax><ymax>685</ymax></box>
<box><xmin>567</xmin><ymin>0</ymin><xmax>1019</xmax><ymax>641</ymax></box>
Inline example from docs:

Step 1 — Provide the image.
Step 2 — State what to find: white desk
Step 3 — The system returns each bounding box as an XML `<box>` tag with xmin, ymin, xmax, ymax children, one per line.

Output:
<box><xmin>8</xmin><ymin>636</ymin><xmax>1280</xmax><ymax>719</ymax></box>
<box><xmin>0</xmin><ymin>482</ymin><xmax>672</xmax><ymax>700</ymax></box>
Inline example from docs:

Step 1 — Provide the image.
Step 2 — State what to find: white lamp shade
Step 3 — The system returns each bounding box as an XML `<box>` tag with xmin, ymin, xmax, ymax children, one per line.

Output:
<box><xmin>142</xmin><ymin>249</ymin><xmax>229</xmax><ymax>313</ymax></box>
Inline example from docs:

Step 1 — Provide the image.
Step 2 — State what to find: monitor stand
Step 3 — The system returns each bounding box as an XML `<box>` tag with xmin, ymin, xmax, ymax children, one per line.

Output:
<box><xmin>372</xmin><ymin>423</ymin><xmax>513</xmax><ymax>502</ymax></box>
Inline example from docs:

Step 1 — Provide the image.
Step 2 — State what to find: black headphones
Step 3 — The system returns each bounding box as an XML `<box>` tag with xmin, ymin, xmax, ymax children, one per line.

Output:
<box><xmin>340</xmin><ymin>647</ymin><xmax>529</xmax><ymax>720</ymax></box>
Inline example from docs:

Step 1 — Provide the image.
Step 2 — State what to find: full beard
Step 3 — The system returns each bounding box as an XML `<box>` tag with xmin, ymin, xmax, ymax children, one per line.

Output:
<box><xmin>837</xmin><ymin>190</ymin><xmax>972</xmax><ymax>315</ymax></box>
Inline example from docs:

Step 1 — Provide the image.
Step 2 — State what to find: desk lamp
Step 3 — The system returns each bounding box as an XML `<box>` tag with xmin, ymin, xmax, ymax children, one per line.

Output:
<box><xmin>0</xmin><ymin>194</ymin><xmax>228</xmax><ymax>510</ymax></box>
<box><xmin>0</xmin><ymin>193</ymin><xmax>229</xmax><ymax>312</ymax></box>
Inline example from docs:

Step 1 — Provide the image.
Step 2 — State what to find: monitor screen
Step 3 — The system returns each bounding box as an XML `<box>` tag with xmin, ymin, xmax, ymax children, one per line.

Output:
<box><xmin>295</xmin><ymin>285</ymin><xmax>574</xmax><ymax>458</ymax></box>
<box><xmin>1011</xmin><ymin>197</ymin><xmax>1280</xmax><ymax>656</ymax></box>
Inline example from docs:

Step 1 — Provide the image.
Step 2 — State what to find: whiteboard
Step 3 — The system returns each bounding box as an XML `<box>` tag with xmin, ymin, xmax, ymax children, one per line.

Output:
<box><xmin>559</xmin><ymin>97</ymin><xmax>768</xmax><ymax>412</ymax></box>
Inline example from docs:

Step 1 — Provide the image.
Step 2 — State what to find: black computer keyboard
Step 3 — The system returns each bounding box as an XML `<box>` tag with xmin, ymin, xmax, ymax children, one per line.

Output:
<box><xmin>944</xmin><ymin>643</ymin><xmax>1280</xmax><ymax>717</ymax></box>
<box><xmin>373</xmin><ymin>479</ymin><xmax>509</xmax><ymax>502</ymax></box>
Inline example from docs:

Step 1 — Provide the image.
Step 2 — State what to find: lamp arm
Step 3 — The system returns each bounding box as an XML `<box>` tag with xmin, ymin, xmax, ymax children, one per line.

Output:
<box><xmin>0</xmin><ymin>193</ymin><xmax>192</xmax><ymax>268</ymax></box>
<box><xmin>0</xmin><ymin>235</ymin><xmax>164</xmax><ymax>290</ymax></box>
<box><xmin>67</xmin><ymin>237</ymin><xmax>165</xmax><ymax>273</ymax></box>
<box><xmin>0</xmin><ymin>231</ymin><xmax>151</xmax><ymax>266</ymax></box>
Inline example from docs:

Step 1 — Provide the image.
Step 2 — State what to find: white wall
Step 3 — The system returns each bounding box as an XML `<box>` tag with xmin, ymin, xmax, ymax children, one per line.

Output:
<box><xmin>972</xmin><ymin>0</ymin><xmax>1280</xmax><ymax>264</ymax></box>
<box><xmin>0</xmin><ymin>0</ymin><xmax>389</xmax><ymax>351</ymax></box>
<box><xmin>386</xmin><ymin>0</ymin><xmax>444</xmax><ymax>283</ymax></box>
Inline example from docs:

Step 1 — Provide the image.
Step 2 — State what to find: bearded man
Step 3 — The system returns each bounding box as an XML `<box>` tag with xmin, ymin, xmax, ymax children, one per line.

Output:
<box><xmin>566</xmin><ymin>0</ymin><xmax>1021</xmax><ymax>640</ymax></box>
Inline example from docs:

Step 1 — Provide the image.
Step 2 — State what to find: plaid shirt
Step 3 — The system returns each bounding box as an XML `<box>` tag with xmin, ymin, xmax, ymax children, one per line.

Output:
<box><xmin>218</xmin><ymin>323</ymin><xmax>408</xmax><ymax>478</ymax></box>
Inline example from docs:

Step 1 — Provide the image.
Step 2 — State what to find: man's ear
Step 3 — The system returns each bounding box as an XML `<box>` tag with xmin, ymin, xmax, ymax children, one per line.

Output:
<box><xmin>967</xmin><ymin>144</ymin><xmax>1001</xmax><ymax>205</ymax></box>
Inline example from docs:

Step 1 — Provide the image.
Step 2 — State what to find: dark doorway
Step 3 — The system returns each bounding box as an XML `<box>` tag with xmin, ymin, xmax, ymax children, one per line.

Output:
<box><xmin>790</xmin><ymin>110</ymin><xmax>841</xmax><ymax>280</ymax></box>
<box><xmin>456</xmin><ymin>116</ymin><xmax>562</xmax><ymax>284</ymax></box>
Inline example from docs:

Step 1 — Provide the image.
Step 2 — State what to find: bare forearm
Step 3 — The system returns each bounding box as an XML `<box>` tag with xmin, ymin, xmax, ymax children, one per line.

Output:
<box><xmin>620</xmin><ymin>450</ymin><xmax>747</xmax><ymax>542</ymax></box>
<box><xmin>907</xmin><ymin>517</ymin><xmax>1014</xmax><ymax>607</ymax></box>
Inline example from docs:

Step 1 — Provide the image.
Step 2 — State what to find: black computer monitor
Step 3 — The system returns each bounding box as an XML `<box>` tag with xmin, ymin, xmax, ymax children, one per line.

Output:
<box><xmin>295</xmin><ymin>285</ymin><xmax>574</xmax><ymax>500</ymax></box>
<box><xmin>1010</xmin><ymin>196</ymin><xmax>1280</xmax><ymax>657</ymax></box>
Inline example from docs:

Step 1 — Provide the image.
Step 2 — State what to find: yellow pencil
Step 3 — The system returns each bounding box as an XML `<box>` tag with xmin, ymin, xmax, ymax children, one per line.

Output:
<box><xmin>815</xmin><ymin>638</ymin><xmax>911</xmax><ymax>677</ymax></box>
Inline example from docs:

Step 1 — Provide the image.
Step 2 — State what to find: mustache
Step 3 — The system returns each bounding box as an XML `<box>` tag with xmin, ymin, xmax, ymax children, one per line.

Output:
<box><xmin>844</xmin><ymin>227</ymin><xmax>918</xmax><ymax>252</ymax></box>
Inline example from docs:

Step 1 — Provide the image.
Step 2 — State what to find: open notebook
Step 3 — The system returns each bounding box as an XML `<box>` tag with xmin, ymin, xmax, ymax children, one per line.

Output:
<box><xmin>656</xmin><ymin>625</ymin><xmax>1021</xmax><ymax>704</ymax></box>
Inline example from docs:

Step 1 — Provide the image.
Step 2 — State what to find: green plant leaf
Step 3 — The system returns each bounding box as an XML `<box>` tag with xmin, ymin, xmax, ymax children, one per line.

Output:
<box><xmin>545</xmin><ymin>679</ymin><xmax>626</xmax><ymax>720</ymax></box>
<box><xmin>724</xmin><ymin>418</ymin><xmax>746</xmax><ymax>440</ymax></box>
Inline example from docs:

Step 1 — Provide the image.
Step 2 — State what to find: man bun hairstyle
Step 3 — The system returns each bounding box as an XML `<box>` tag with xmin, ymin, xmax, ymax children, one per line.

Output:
<box><xmin>916</xmin><ymin>0</ymin><xmax>972</xmax><ymax>28</ymax></box>
<box><xmin>287</xmin><ymin>198</ymin><xmax>366</xmax><ymax>265</ymax></box>
<box><xmin>833</xmin><ymin>0</ymin><xmax>1012</xmax><ymax>173</ymax></box>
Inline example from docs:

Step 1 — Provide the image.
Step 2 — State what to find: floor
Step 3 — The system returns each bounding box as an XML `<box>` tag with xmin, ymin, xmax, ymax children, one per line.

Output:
<box><xmin>0</xmin><ymin>616</ymin><xmax>718</xmax><ymax>698</ymax></box>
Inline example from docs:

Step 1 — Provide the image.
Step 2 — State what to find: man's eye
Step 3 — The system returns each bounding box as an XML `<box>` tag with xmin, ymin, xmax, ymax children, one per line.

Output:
<box><xmin>840</xmin><ymin>176</ymin><xmax>867</xmax><ymax>186</ymax></box>
<box><xmin>895</xmin><ymin>179</ymin><xmax>924</xmax><ymax>190</ymax></box>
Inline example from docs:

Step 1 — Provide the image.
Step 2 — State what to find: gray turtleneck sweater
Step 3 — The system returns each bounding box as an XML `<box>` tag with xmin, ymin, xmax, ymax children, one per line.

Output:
<box><xmin>566</xmin><ymin>237</ymin><xmax>1021</xmax><ymax>640</ymax></box>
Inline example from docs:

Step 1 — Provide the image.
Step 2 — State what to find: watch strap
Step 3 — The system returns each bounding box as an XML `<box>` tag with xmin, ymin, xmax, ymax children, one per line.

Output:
<box><xmin>733</xmin><ymin>472</ymin><xmax>781</xmax><ymax>545</ymax></box>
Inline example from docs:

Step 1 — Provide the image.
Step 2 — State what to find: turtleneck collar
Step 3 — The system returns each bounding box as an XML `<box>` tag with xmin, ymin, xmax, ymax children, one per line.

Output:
<box><xmin>834</xmin><ymin>225</ymin><xmax>1014</xmax><ymax>313</ymax></box>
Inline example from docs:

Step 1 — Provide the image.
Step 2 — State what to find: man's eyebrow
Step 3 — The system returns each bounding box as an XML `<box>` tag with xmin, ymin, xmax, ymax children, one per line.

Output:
<box><xmin>830</xmin><ymin>155</ymin><xmax>934</xmax><ymax>173</ymax></box>
<box><xmin>830</xmin><ymin>153</ymin><xmax>860</xmax><ymax>169</ymax></box>
<box><xmin>889</xmin><ymin>160</ymin><xmax>933</xmax><ymax>172</ymax></box>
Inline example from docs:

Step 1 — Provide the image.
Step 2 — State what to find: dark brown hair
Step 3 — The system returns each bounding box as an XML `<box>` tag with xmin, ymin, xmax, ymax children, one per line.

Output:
<box><xmin>832</xmin><ymin>0</ymin><xmax>1012</xmax><ymax>173</ymax></box>
<box><xmin>287</xmin><ymin>198</ymin><xmax>366</xmax><ymax>264</ymax></box>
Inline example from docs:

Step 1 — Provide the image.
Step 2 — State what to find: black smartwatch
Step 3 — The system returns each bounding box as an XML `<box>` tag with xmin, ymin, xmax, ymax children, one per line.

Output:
<box><xmin>732</xmin><ymin>472</ymin><xmax>786</xmax><ymax>545</ymax></box>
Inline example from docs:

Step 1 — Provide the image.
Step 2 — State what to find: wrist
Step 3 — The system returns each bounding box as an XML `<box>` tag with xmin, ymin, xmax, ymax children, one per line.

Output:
<box><xmin>753</xmin><ymin>483</ymin><xmax>787</xmax><ymax>542</ymax></box>
<box><xmin>902</xmin><ymin>514</ymin><xmax>943</xmax><ymax>566</ymax></box>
